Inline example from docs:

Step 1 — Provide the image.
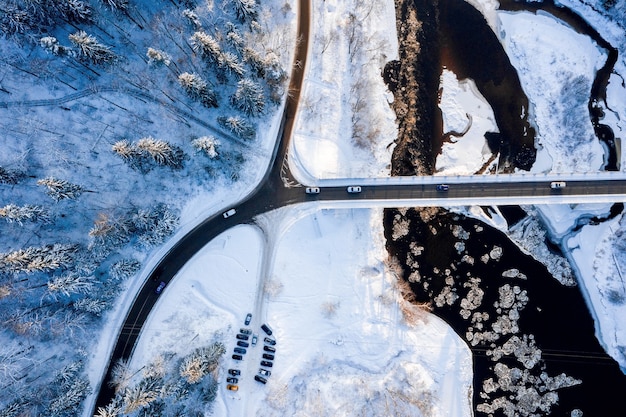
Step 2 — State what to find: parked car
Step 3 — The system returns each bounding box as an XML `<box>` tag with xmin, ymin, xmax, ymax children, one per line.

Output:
<box><xmin>244</xmin><ymin>313</ymin><xmax>252</xmax><ymax>325</ymax></box>
<box><xmin>261</xmin><ymin>324</ymin><xmax>273</xmax><ymax>336</ymax></box>
<box><xmin>232</xmin><ymin>354</ymin><xmax>243</xmax><ymax>361</ymax></box>
<box><xmin>436</xmin><ymin>184</ymin><xmax>449</xmax><ymax>191</ymax></box>
<box><xmin>264</xmin><ymin>337</ymin><xmax>276</xmax><ymax>346</ymax></box>
<box><xmin>305</xmin><ymin>187</ymin><xmax>320</xmax><ymax>194</ymax></box>
<box><xmin>234</xmin><ymin>347</ymin><xmax>246</xmax><ymax>355</ymax></box>
<box><xmin>155</xmin><ymin>281</ymin><xmax>166</xmax><ymax>294</ymax></box>
<box><xmin>259</xmin><ymin>368</ymin><xmax>271</xmax><ymax>377</ymax></box>
<box><xmin>254</xmin><ymin>375</ymin><xmax>267</xmax><ymax>384</ymax></box>
<box><xmin>236</xmin><ymin>334</ymin><xmax>249</xmax><ymax>341</ymax></box>
<box><xmin>251</xmin><ymin>334</ymin><xmax>258</xmax><ymax>346</ymax></box>
<box><xmin>227</xmin><ymin>384</ymin><xmax>238</xmax><ymax>391</ymax></box>
<box><xmin>550</xmin><ymin>181</ymin><xmax>566</xmax><ymax>189</ymax></box>
<box><xmin>262</xmin><ymin>353</ymin><xmax>275</xmax><ymax>360</ymax></box>
<box><xmin>347</xmin><ymin>186</ymin><xmax>362</xmax><ymax>193</ymax></box>
<box><xmin>260</xmin><ymin>360</ymin><xmax>273</xmax><ymax>368</ymax></box>
<box><xmin>228</xmin><ymin>369</ymin><xmax>241</xmax><ymax>376</ymax></box>
<box><xmin>227</xmin><ymin>377</ymin><xmax>238</xmax><ymax>384</ymax></box>
<box><xmin>240</xmin><ymin>328</ymin><xmax>252</xmax><ymax>335</ymax></box>
<box><xmin>237</xmin><ymin>341</ymin><xmax>249</xmax><ymax>348</ymax></box>
<box><xmin>263</xmin><ymin>345</ymin><xmax>276</xmax><ymax>353</ymax></box>
<box><xmin>223</xmin><ymin>208</ymin><xmax>236</xmax><ymax>218</ymax></box>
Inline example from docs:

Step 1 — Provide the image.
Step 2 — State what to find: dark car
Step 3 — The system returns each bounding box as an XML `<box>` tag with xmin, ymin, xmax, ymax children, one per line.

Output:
<box><xmin>228</xmin><ymin>369</ymin><xmax>241</xmax><ymax>376</ymax></box>
<box><xmin>227</xmin><ymin>377</ymin><xmax>238</xmax><ymax>384</ymax></box>
<box><xmin>234</xmin><ymin>347</ymin><xmax>246</xmax><ymax>355</ymax></box>
<box><xmin>236</xmin><ymin>334</ymin><xmax>249</xmax><ymax>341</ymax></box>
<box><xmin>259</xmin><ymin>368</ymin><xmax>271</xmax><ymax>377</ymax></box>
<box><xmin>264</xmin><ymin>337</ymin><xmax>276</xmax><ymax>346</ymax></box>
<box><xmin>436</xmin><ymin>184</ymin><xmax>449</xmax><ymax>192</ymax></box>
<box><xmin>260</xmin><ymin>360</ymin><xmax>273</xmax><ymax>368</ymax></box>
<box><xmin>155</xmin><ymin>281</ymin><xmax>166</xmax><ymax>294</ymax></box>
<box><xmin>237</xmin><ymin>341</ymin><xmax>249</xmax><ymax>348</ymax></box>
<box><xmin>232</xmin><ymin>354</ymin><xmax>243</xmax><ymax>361</ymax></box>
<box><xmin>261</xmin><ymin>324</ymin><xmax>273</xmax><ymax>336</ymax></box>
<box><xmin>240</xmin><ymin>328</ymin><xmax>252</xmax><ymax>335</ymax></box>
<box><xmin>254</xmin><ymin>375</ymin><xmax>267</xmax><ymax>384</ymax></box>
<box><xmin>262</xmin><ymin>353</ymin><xmax>274</xmax><ymax>360</ymax></box>
<box><xmin>245</xmin><ymin>313</ymin><xmax>252</xmax><ymax>325</ymax></box>
<box><xmin>263</xmin><ymin>345</ymin><xmax>276</xmax><ymax>353</ymax></box>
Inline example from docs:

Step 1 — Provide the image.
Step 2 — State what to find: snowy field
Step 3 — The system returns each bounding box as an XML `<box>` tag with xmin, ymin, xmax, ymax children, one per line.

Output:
<box><xmin>129</xmin><ymin>208</ymin><xmax>473</xmax><ymax>416</ymax></box>
<box><xmin>289</xmin><ymin>0</ymin><xmax>398</xmax><ymax>181</ymax></box>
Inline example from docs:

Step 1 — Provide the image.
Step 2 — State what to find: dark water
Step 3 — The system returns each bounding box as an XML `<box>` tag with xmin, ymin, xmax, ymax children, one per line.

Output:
<box><xmin>384</xmin><ymin>208</ymin><xmax>626</xmax><ymax>416</ymax></box>
<box><xmin>438</xmin><ymin>0</ymin><xmax>537</xmax><ymax>171</ymax></box>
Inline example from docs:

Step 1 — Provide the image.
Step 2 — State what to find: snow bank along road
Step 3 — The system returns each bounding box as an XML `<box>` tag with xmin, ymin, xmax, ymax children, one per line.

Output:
<box><xmin>91</xmin><ymin>0</ymin><xmax>626</xmax><ymax>412</ymax></box>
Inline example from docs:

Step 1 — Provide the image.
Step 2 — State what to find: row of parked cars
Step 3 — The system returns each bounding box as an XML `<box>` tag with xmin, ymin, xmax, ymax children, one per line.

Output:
<box><xmin>226</xmin><ymin>315</ymin><xmax>277</xmax><ymax>391</ymax></box>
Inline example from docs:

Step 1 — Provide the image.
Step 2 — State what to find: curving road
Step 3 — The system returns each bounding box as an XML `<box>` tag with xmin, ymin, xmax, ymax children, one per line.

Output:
<box><xmin>91</xmin><ymin>0</ymin><xmax>626</xmax><ymax>412</ymax></box>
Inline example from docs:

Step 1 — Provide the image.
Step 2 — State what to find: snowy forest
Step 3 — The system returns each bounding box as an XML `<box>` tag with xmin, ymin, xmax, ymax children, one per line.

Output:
<box><xmin>0</xmin><ymin>0</ymin><xmax>293</xmax><ymax>415</ymax></box>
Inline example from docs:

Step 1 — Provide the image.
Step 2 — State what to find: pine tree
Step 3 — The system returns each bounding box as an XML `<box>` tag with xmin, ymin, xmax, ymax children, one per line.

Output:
<box><xmin>226</xmin><ymin>23</ymin><xmax>245</xmax><ymax>53</ymax></box>
<box><xmin>178</xmin><ymin>72</ymin><xmax>217</xmax><ymax>108</ymax></box>
<box><xmin>189</xmin><ymin>31</ymin><xmax>221</xmax><ymax>64</ymax></box>
<box><xmin>88</xmin><ymin>213</ymin><xmax>132</xmax><ymax>254</ymax></box>
<box><xmin>226</xmin><ymin>0</ymin><xmax>258</xmax><ymax>22</ymax></box>
<box><xmin>0</xmin><ymin>4</ymin><xmax>37</xmax><ymax>36</ymax></box>
<box><xmin>40</xmin><ymin>36</ymin><xmax>70</xmax><ymax>56</ymax></box>
<box><xmin>136</xmin><ymin>137</ymin><xmax>181</xmax><ymax>167</ymax></box>
<box><xmin>219</xmin><ymin>51</ymin><xmax>245</xmax><ymax>78</ymax></box>
<box><xmin>109</xmin><ymin>359</ymin><xmax>132</xmax><ymax>393</ymax></box>
<box><xmin>0</xmin><ymin>244</ymin><xmax>78</xmax><ymax>274</ymax></box>
<box><xmin>62</xmin><ymin>0</ymin><xmax>93</xmax><ymax>23</ymax></box>
<box><xmin>0</xmin><ymin>166</ymin><xmax>24</xmax><ymax>184</ymax></box>
<box><xmin>182</xmin><ymin>9</ymin><xmax>201</xmax><ymax>28</ymax></box>
<box><xmin>109</xmin><ymin>258</ymin><xmax>141</xmax><ymax>281</ymax></box>
<box><xmin>0</xmin><ymin>204</ymin><xmax>50</xmax><ymax>225</ymax></box>
<box><xmin>101</xmin><ymin>0</ymin><xmax>129</xmax><ymax>11</ymax></box>
<box><xmin>230</xmin><ymin>78</ymin><xmax>265</xmax><ymax>116</ymax></box>
<box><xmin>217</xmin><ymin>115</ymin><xmax>255</xmax><ymax>140</ymax></box>
<box><xmin>68</xmin><ymin>31</ymin><xmax>115</xmax><ymax>65</ymax></box>
<box><xmin>47</xmin><ymin>273</ymin><xmax>95</xmax><ymax>299</ymax></box>
<box><xmin>133</xmin><ymin>204</ymin><xmax>179</xmax><ymax>248</ymax></box>
<box><xmin>72</xmin><ymin>297</ymin><xmax>108</xmax><ymax>316</ymax></box>
<box><xmin>122</xmin><ymin>380</ymin><xmax>159</xmax><ymax>413</ymax></box>
<box><xmin>112</xmin><ymin>140</ymin><xmax>137</xmax><ymax>160</ymax></box>
<box><xmin>94</xmin><ymin>402</ymin><xmax>122</xmax><ymax>417</ymax></box>
<box><xmin>37</xmin><ymin>177</ymin><xmax>83</xmax><ymax>201</ymax></box>
<box><xmin>179</xmin><ymin>342</ymin><xmax>225</xmax><ymax>384</ymax></box>
<box><xmin>47</xmin><ymin>377</ymin><xmax>91</xmax><ymax>417</ymax></box>
<box><xmin>191</xmin><ymin>136</ymin><xmax>220</xmax><ymax>159</ymax></box>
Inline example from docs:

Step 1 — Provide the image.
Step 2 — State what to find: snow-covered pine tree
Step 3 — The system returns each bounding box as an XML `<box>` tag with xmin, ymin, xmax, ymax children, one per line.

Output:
<box><xmin>182</xmin><ymin>9</ymin><xmax>202</xmax><ymax>28</ymax></box>
<box><xmin>47</xmin><ymin>273</ymin><xmax>95</xmax><ymax>299</ymax></box>
<box><xmin>226</xmin><ymin>22</ymin><xmax>245</xmax><ymax>53</ymax></box>
<box><xmin>94</xmin><ymin>402</ymin><xmax>122</xmax><ymax>417</ymax></box>
<box><xmin>227</xmin><ymin>0</ymin><xmax>258</xmax><ymax>22</ymax></box>
<box><xmin>122</xmin><ymin>378</ymin><xmax>159</xmax><ymax>413</ymax></box>
<box><xmin>191</xmin><ymin>136</ymin><xmax>220</xmax><ymax>159</ymax></box>
<box><xmin>133</xmin><ymin>204</ymin><xmax>179</xmax><ymax>248</ymax></box>
<box><xmin>72</xmin><ymin>297</ymin><xmax>108</xmax><ymax>316</ymax></box>
<box><xmin>230</xmin><ymin>78</ymin><xmax>265</xmax><ymax>116</ymax></box>
<box><xmin>0</xmin><ymin>166</ymin><xmax>24</xmax><ymax>184</ymax></box>
<box><xmin>219</xmin><ymin>51</ymin><xmax>245</xmax><ymax>78</ymax></box>
<box><xmin>146</xmin><ymin>47</ymin><xmax>171</xmax><ymax>66</ymax></box>
<box><xmin>178</xmin><ymin>72</ymin><xmax>218</xmax><ymax>108</ymax></box>
<box><xmin>189</xmin><ymin>31</ymin><xmax>221</xmax><ymax>65</ymax></box>
<box><xmin>109</xmin><ymin>359</ymin><xmax>132</xmax><ymax>393</ymax></box>
<box><xmin>136</xmin><ymin>137</ymin><xmax>184</xmax><ymax>168</ymax></box>
<box><xmin>37</xmin><ymin>177</ymin><xmax>83</xmax><ymax>201</ymax></box>
<box><xmin>0</xmin><ymin>243</ymin><xmax>78</xmax><ymax>274</ymax></box>
<box><xmin>179</xmin><ymin>342</ymin><xmax>226</xmax><ymax>384</ymax></box>
<box><xmin>47</xmin><ymin>377</ymin><xmax>91</xmax><ymax>417</ymax></box>
<box><xmin>68</xmin><ymin>31</ymin><xmax>115</xmax><ymax>65</ymax></box>
<box><xmin>112</xmin><ymin>139</ymin><xmax>137</xmax><ymax>160</ymax></box>
<box><xmin>0</xmin><ymin>204</ymin><xmax>50</xmax><ymax>225</ymax></box>
<box><xmin>243</xmin><ymin>46</ymin><xmax>265</xmax><ymax>77</ymax></box>
<box><xmin>88</xmin><ymin>213</ymin><xmax>133</xmax><ymax>254</ymax></box>
<box><xmin>62</xmin><ymin>0</ymin><xmax>93</xmax><ymax>23</ymax></box>
<box><xmin>0</xmin><ymin>4</ymin><xmax>37</xmax><ymax>36</ymax></box>
<box><xmin>109</xmin><ymin>258</ymin><xmax>141</xmax><ymax>281</ymax></box>
<box><xmin>217</xmin><ymin>115</ymin><xmax>256</xmax><ymax>140</ymax></box>
<box><xmin>40</xmin><ymin>36</ymin><xmax>70</xmax><ymax>56</ymax></box>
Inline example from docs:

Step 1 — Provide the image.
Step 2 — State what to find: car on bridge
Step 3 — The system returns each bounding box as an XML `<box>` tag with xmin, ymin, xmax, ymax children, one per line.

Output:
<box><xmin>305</xmin><ymin>187</ymin><xmax>320</xmax><ymax>194</ymax></box>
<box><xmin>347</xmin><ymin>186</ymin><xmax>362</xmax><ymax>193</ymax></box>
<box><xmin>436</xmin><ymin>184</ymin><xmax>449</xmax><ymax>192</ymax></box>
<box><xmin>550</xmin><ymin>181</ymin><xmax>566</xmax><ymax>189</ymax></box>
<box><xmin>223</xmin><ymin>208</ymin><xmax>237</xmax><ymax>218</ymax></box>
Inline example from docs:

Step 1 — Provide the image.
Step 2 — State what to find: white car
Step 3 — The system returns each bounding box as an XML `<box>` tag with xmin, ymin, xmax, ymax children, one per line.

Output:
<box><xmin>550</xmin><ymin>181</ymin><xmax>566</xmax><ymax>189</ymax></box>
<box><xmin>305</xmin><ymin>187</ymin><xmax>320</xmax><ymax>194</ymax></box>
<box><xmin>223</xmin><ymin>208</ymin><xmax>237</xmax><ymax>218</ymax></box>
<box><xmin>347</xmin><ymin>186</ymin><xmax>362</xmax><ymax>193</ymax></box>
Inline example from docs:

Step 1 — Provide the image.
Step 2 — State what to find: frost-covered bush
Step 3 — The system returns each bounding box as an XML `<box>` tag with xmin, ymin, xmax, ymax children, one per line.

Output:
<box><xmin>192</xmin><ymin>136</ymin><xmax>220</xmax><ymax>159</ymax></box>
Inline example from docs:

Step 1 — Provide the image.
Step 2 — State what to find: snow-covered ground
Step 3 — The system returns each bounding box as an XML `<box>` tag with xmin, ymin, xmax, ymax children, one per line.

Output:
<box><xmin>289</xmin><ymin>0</ymin><xmax>398</xmax><ymax>181</ymax></box>
<box><xmin>129</xmin><ymin>207</ymin><xmax>473</xmax><ymax>416</ymax></box>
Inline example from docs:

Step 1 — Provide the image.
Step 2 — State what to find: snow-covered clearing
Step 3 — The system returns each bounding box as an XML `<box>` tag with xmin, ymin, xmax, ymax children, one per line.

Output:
<box><xmin>130</xmin><ymin>207</ymin><xmax>472</xmax><ymax>416</ymax></box>
<box><xmin>289</xmin><ymin>0</ymin><xmax>398</xmax><ymax>181</ymax></box>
